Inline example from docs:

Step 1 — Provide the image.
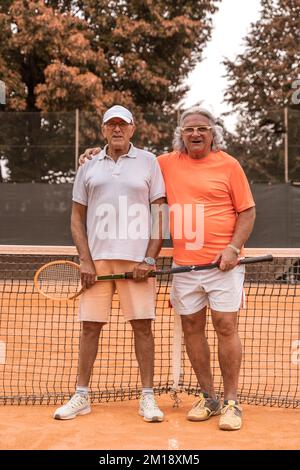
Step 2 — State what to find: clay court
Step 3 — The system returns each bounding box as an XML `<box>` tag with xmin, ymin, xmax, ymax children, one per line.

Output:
<box><xmin>0</xmin><ymin>247</ymin><xmax>299</xmax><ymax>450</ymax></box>
<box><xmin>0</xmin><ymin>397</ymin><xmax>300</xmax><ymax>450</ymax></box>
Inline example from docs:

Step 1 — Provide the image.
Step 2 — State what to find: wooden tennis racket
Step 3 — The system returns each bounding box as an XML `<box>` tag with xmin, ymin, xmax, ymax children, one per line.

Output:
<box><xmin>34</xmin><ymin>255</ymin><xmax>273</xmax><ymax>301</ymax></box>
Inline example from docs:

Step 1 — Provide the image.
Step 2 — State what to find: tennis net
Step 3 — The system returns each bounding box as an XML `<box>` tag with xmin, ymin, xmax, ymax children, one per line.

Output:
<box><xmin>0</xmin><ymin>246</ymin><xmax>299</xmax><ymax>407</ymax></box>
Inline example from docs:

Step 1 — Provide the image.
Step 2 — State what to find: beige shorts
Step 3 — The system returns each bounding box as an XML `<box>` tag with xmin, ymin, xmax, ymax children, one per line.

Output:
<box><xmin>170</xmin><ymin>263</ymin><xmax>245</xmax><ymax>314</ymax></box>
<box><xmin>78</xmin><ymin>260</ymin><xmax>156</xmax><ymax>323</ymax></box>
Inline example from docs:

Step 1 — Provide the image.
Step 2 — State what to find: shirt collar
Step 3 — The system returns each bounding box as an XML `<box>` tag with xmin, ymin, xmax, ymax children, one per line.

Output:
<box><xmin>98</xmin><ymin>143</ymin><xmax>137</xmax><ymax>160</ymax></box>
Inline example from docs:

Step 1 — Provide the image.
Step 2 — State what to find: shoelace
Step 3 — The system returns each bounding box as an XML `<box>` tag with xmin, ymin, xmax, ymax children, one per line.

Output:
<box><xmin>68</xmin><ymin>394</ymin><xmax>88</xmax><ymax>410</ymax></box>
<box><xmin>142</xmin><ymin>395</ymin><xmax>159</xmax><ymax>411</ymax></box>
<box><xmin>221</xmin><ymin>403</ymin><xmax>239</xmax><ymax>415</ymax></box>
<box><xmin>193</xmin><ymin>394</ymin><xmax>206</xmax><ymax>410</ymax></box>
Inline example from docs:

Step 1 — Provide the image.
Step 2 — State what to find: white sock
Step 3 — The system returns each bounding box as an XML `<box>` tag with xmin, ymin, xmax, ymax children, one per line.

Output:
<box><xmin>142</xmin><ymin>388</ymin><xmax>154</xmax><ymax>396</ymax></box>
<box><xmin>76</xmin><ymin>386</ymin><xmax>89</xmax><ymax>396</ymax></box>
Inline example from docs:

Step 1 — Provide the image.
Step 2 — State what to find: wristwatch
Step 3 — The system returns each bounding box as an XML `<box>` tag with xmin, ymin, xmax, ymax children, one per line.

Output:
<box><xmin>143</xmin><ymin>257</ymin><xmax>156</xmax><ymax>266</ymax></box>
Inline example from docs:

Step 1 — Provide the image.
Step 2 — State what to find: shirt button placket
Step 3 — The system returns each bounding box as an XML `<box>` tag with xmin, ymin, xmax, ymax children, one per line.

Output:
<box><xmin>112</xmin><ymin>158</ymin><xmax>122</xmax><ymax>177</ymax></box>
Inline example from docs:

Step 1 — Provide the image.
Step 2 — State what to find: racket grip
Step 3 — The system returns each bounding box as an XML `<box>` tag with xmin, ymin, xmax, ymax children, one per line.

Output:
<box><xmin>124</xmin><ymin>272</ymin><xmax>134</xmax><ymax>279</ymax></box>
<box><xmin>124</xmin><ymin>271</ymin><xmax>157</xmax><ymax>279</ymax></box>
<box><xmin>239</xmin><ymin>255</ymin><xmax>273</xmax><ymax>265</ymax></box>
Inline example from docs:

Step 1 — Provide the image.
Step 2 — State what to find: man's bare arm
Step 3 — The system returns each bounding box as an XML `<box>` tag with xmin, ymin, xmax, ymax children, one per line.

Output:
<box><xmin>231</xmin><ymin>206</ymin><xmax>256</xmax><ymax>250</ymax></box>
<box><xmin>133</xmin><ymin>197</ymin><xmax>167</xmax><ymax>280</ymax></box>
<box><xmin>146</xmin><ymin>197</ymin><xmax>167</xmax><ymax>257</ymax></box>
<box><xmin>71</xmin><ymin>202</ymin><xmax>96</xmax><ymax>288</ymax></box>
<box><xmin>215</xmin><ymin>206</ymin><xmax>256</xmax><ymax>271</ymax></box>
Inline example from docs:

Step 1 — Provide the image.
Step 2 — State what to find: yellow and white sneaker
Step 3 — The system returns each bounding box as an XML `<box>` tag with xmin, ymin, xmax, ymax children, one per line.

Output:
<box><xmin>53</xmin><ymin>393</ymin><xmax>91</xmax><ymax>420</ymax></box>
<box><xmin>219</xmin><ymin>400</ymin><xmax>242</xmax><ymax>430</ymax></box>
<box><xmin>139</xmin><ymin>394</ymin><xmax>164</xmax><ymax>422</ymax></box>
<box><xmin>187</xmin><ymin>392</ymin><xmax>221</xmax><ymax>421</ymax></box>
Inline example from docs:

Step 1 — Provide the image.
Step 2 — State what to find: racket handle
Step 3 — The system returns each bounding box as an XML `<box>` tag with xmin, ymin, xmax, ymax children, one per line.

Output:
<box><xmin>145</xmin><ymin>255</ymin><xmax>274</xmax><ymax>275</ymax></box>
<box><xmin>124</xmin><ymin>270</ymin><xmax>166</xmax><ymax>278</ymax></box>
<box><xmin>103</xmin><ymin>255</ymin><xmax>274</xmax><ymax>280</ymax></box>
<box><xmin>239</xmin><ymin>255</ymin><xmax>273</xmax><ymax>265</ymax></box>
<box><xmin>124</xmin><ymin>272</ymin><xmax>134</xmax><ymax>279</ymax></box>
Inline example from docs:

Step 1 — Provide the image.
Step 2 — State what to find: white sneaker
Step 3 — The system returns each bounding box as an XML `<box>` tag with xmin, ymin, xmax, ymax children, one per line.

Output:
<box><xmin>53</xmin><ymin>393</ymin><xmax>91</xmax><ymax>420</ymax></box>
<box><xmin>139</xmin><ymin>394</ymin><xmax>164</xmax><ymax>422</ymax></box>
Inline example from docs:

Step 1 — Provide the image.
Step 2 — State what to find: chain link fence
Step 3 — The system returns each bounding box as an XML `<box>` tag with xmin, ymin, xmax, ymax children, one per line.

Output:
<box><xmin>0</xmin><ymin>108</ymin><xmax>299</xmax><ymax>183</ymax></box>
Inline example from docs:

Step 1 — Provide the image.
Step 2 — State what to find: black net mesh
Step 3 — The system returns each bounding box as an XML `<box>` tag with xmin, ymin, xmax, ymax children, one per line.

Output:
<box><xmin>0</xmin><ymin>248</ymin><xmax>299</xmax><ymax>407</ymax></box>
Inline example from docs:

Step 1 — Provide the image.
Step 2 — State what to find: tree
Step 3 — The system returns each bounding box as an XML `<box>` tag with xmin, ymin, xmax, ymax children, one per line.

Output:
<box><xmin>0</xmin><ymin>0</ymin><xmax>220</xmax><ymax>182</ymax></box>
<box><xmin>223</xmin><ymin>0</ymin><xmax>300</xmax><ymax>182</ymax></box>
<box><xmin>0</xmin><ymin>0</ymin><xmax>107</xmax><ymax>181</ymax></box>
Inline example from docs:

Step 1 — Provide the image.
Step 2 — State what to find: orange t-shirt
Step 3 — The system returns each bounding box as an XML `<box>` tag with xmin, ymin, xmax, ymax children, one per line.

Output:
<box><xmin>158</xmin><ymin>150</ymin><xmax>255</xmax><ymax>265</ymax></box>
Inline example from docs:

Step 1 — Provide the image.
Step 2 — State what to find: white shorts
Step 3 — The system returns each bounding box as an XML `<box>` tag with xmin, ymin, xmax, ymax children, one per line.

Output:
<box><xmin>170</xmin><ymin>263</ymin><xmax>245</xmax><ymax>314</ymax></box>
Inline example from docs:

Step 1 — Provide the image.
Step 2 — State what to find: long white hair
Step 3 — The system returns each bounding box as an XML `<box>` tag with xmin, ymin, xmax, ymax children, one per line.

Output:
<box><xmin>173</xmin><ymin>106</ymin><xmax>224</xmax><ymax>153</ymax></box>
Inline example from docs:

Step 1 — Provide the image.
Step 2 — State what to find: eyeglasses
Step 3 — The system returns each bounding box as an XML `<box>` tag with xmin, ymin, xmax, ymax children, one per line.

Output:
<box><xmin>105</xmin><ymin>122</ymin><xmax>131</xmax><ymax>129</ymax></box>
<box><xmin>181</xmin><ymin>126</ymin><xmax>212</xmax><ymax>135</ymax></box>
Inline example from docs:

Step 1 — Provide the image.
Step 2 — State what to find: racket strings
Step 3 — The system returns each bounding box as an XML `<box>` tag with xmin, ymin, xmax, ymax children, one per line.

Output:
<box><xmin>36</xmin><ymin>262</ymin><xmax>81</xmax><ymax>299</ymax></box>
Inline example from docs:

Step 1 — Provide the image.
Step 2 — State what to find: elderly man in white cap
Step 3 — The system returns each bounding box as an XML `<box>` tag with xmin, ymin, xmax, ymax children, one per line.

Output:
<box><xmin>53</xmin><ymin>105</ymin><xmax>166</xmax><ymax>422</ymax></box>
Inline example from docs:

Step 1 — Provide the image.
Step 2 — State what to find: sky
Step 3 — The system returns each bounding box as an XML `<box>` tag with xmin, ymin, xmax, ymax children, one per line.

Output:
<box><xmin>183</xmin><ymin>0</ymin><xmax>262</xmax><ymax>131</ymax></box>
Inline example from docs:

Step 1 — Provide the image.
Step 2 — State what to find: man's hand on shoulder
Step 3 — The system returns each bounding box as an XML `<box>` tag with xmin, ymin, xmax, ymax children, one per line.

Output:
<box><xmin>78</xmin><ymin>147</ymin><xmax>101</xmax><ymax>166</ymax></box>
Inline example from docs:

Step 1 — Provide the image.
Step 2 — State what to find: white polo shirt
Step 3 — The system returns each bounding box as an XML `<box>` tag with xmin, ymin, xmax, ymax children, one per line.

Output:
<box><xmin>72</xmin><ymin>144</ymin><xmax>166</xmax><ymax>262</ymax></box>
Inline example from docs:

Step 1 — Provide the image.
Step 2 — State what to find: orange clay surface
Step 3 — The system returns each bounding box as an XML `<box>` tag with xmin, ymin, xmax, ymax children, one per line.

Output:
<box><xmin>0</xmin><ymin>394</ymin><xmax>299</xmax><ymax>450</ymax></box>
<box><xmin>1</xmin><ymin>249</ymin><xmax>299</xmax><ymax>450</ymax></box>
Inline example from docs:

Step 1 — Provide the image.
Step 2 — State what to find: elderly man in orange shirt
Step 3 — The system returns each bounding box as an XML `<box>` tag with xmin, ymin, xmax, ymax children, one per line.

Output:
<box><xmin>158</xmin><ymin>107</ymin><xmax>256</xmax><ymax>431</ymax></box>
<box><xmin>79</xmin><ymin>106</ymin><xmax>256</xmax><ymax>431</ymax></box>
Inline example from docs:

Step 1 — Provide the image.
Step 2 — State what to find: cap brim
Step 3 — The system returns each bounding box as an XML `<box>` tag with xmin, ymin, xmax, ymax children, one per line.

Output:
<box><xmin>103</xmin><ymin>114</ymin><xmax>132</xmax><ymax>124</ymax></box>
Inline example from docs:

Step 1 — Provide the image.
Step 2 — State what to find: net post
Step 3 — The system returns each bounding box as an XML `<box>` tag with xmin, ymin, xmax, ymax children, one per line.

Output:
<box><xmin>75</xmin><ymin>108</ymin><xmax>79</xmax><ymax>171</ymax></box>
<box><xmin>171</xmin><ymin>311</ymin><xmax>183</xmax><ymax>407</ymax></box>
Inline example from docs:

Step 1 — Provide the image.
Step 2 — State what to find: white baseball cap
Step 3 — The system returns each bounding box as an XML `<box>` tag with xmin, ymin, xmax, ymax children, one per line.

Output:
<box><xmin>103</xmin><ymin>105</ymin><xmax>134</xmax><ymax>124</ymax></box>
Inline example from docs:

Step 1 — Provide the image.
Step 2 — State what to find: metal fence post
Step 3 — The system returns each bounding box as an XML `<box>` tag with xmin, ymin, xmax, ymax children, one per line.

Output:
<box><xmin>75</xmin><ymin>108</ymin><xmax>79</xmax><ymax>171</ymax></box>
<box><xmin>284</xmin><ymin>107</ymin><xmax>289</xmax><ymax>183</ymax></box>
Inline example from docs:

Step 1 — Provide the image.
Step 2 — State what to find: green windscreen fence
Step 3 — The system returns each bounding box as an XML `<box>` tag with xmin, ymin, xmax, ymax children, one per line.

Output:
<box><xmin>0</xmin><ymin>183</ymin><xmax>299</xmax><ymax>247</ymax></box>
